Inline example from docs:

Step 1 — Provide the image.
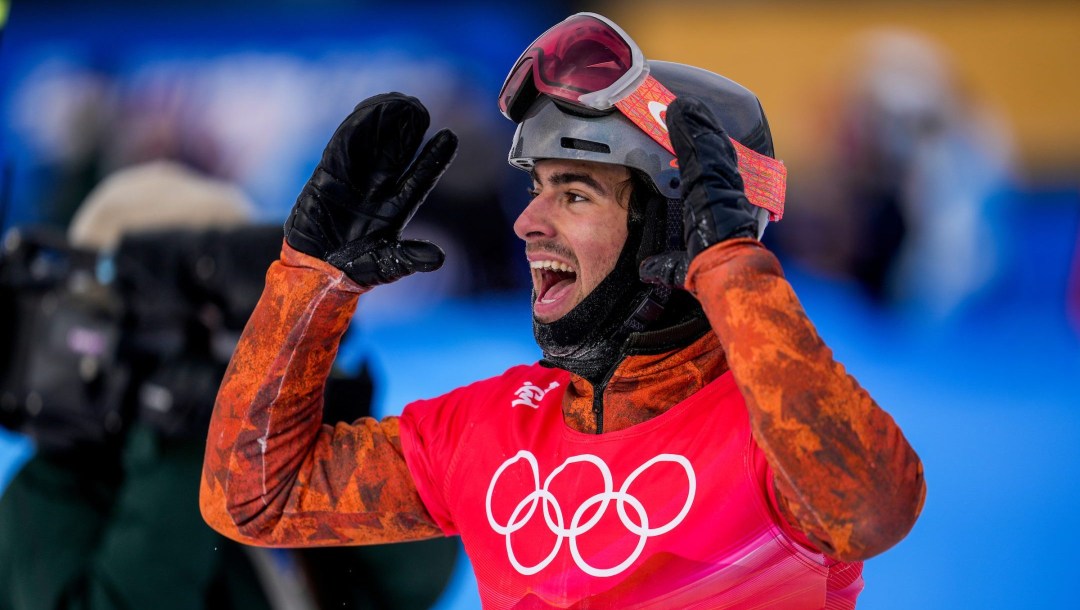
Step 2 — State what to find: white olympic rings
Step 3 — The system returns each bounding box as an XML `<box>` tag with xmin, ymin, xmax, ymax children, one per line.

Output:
<box><xmin>485</xmin><ymin>450</ymin><xmax>696</xmax><ymax>577</ymax></box>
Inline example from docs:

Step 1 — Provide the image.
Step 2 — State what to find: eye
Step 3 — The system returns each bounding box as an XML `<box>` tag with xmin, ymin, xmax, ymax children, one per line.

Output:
<box><xmin>566</xmin><ymin>192</ymin><xmax>589</xmax><ymax>204</ymax></box>
<box><xmin>526</xmin><ymin>186</ymin><xmax>540</xmax><ymax>199</ymax></box>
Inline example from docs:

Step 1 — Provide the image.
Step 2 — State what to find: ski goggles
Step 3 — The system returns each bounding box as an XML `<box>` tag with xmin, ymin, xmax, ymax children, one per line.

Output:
<box><xmin>498</xmin><ymin>12</ymin><xmax>786</xmax><ymax>220</ymax></box>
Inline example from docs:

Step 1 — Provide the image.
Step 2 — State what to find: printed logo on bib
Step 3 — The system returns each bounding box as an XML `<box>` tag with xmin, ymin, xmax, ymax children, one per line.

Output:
<box><xmin>486</xmin><ymin>450</ymin><xmax>696</xmax><ymax>577</ymax></box>
<box><xmin>511</xmin><ymin>381</ymin><xmax>560</xmax><ymax>409</ymax></box>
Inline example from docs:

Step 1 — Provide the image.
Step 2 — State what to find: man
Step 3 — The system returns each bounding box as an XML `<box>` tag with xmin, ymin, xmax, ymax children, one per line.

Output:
<box><xmin>201</xmin><ymin>12</ymin><xmax>925</xmax><ymax>608</ymax></box>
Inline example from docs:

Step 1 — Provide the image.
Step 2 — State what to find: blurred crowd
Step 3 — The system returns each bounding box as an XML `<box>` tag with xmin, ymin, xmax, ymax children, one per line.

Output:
<box><xmin>3</xmin><ymin>49</ymin><xmax>530</xmax><ymax>298</ymax></box>
<box><xmin>765</xmin><ymin>29</ymin><xmax>1017</xmax><ymax>323</ymax></box>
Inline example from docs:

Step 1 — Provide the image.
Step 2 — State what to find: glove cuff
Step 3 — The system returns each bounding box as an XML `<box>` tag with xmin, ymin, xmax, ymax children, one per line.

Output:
<box><xmin>280</xmin><ymin>240</ymin><xmax>370</xmax><ymax>294</ymax></box>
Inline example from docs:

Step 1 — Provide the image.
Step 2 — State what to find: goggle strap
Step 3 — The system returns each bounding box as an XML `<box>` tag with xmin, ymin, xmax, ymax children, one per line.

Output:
<box><xmin>613</xmin><ymin>75</ymin><xmax>676</xmax><ymax>154</ymax></box>
<box><xmin>614</xmin><ymin>75</ymin><xmax>786</xmax><ymax>221</ymax></box>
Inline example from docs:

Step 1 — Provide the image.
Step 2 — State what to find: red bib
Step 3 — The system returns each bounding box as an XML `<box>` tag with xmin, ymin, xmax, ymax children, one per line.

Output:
<box><xmin>400</xmin><ymin>364</ymin><xmax>862</xmax><ymax>609</ymax></box>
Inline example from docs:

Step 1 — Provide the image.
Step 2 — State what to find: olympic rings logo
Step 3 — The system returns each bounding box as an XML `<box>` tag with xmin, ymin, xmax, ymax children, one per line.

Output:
<box><xmin>485</xmin><ymin>450</ymin><xmax>696</xmax><ymax>578</ymax></box>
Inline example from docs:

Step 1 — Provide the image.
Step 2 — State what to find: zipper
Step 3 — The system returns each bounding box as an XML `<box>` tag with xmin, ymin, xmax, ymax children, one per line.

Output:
<box><xmin>591</xmin><ymin>363</ymin><xmax>619</xmax><ymax>434</ymax></box>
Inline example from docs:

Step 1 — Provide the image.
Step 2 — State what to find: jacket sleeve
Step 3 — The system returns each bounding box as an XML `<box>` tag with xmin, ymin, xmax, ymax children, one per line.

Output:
<box><xmin>685</xmin><ymin>238</ymin><xmax>926</xmax><ymax>561</ymax></box>
<box><xmin>199</xmin><ymin>241</ymin><xmax>443</xmax><ymax>546</ymax></box>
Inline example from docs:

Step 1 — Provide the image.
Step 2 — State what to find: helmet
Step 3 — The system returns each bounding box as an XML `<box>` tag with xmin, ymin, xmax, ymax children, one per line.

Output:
<box><xmin>507</xmin><ymin>61</ymin><xmax>776</xmax><ymax>236</ymax></box>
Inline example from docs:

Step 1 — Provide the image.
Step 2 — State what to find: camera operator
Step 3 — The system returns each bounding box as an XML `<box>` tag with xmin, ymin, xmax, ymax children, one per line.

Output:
<box><xmin>0</xmin><ymin>161</ymin><xmax>456</xmax><ymax>610</ymax></box>
<box><xmin>0</xmin><ymin>161</ymin><xmax>276</xmax><ymax>610</ymax></box>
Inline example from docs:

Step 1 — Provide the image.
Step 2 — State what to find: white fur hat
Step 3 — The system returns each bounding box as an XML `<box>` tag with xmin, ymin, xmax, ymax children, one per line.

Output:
<box><xmin>67</xmin><ymin>160</ymin><xmax>255</xmax><ymax>250</ymax></box>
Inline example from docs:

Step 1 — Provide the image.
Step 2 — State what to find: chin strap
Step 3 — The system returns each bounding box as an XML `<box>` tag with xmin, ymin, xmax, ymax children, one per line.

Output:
<box><xmin>622</xmin><ymin>284</ymin><xmax>669</xmax><ymax>334</ymax></box>
<box><xmin>621</xmin><ymin>194</ymin><xmax>683</xmax><ymax>333</ymax></box>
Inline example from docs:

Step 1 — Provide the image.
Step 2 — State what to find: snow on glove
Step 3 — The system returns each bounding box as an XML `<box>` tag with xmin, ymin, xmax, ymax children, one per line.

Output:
<box><xmin>284</xmin><ymin>92</ymin><xmax>459</xmax><ymax>287</ymax></box>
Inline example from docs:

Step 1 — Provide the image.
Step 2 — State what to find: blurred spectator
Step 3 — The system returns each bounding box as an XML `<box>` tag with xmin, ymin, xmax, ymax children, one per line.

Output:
<box><xmin>0</xmin><ymin>161</ymin><xmax>456</xmax><ymax>609</ymax></box>
<box><xmin>0</xmin><ymin>161</ymin><xmax>273</xmax><ymax>609</ymax></box>
<box><xmin>768</xmin><ymin>29</ymin><xmax>1015</xmax><ymax>321</ymax></box>
<box><xmin>66</xmin><ymin>160</ymin><xmax>252</xmax><ymax>249</ymax></box>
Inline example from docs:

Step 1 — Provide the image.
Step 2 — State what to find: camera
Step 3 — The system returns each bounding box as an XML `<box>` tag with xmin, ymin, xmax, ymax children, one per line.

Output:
<box><xmin>0</xmin><ymin>223</ymin><xmax>294</xmax><ymax>452</ymax></box>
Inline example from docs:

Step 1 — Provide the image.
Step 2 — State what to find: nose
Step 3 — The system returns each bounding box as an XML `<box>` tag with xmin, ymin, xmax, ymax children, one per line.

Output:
<box><xmin>513</xmin><ymin>191</ymin><xmax>555</xmax><ymax>241</ymax></box>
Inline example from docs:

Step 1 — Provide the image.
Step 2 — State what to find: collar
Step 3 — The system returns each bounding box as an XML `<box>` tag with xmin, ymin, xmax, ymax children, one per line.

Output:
<box><xmin>561</xmin><ymin>329</ymin><xmax>729</xmax><ymax>434</ymax></box>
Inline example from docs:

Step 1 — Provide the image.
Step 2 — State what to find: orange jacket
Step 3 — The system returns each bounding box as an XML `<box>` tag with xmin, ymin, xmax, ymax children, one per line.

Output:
<box><xmin>200</xmin><ymin>238</ymin><xmax>925</xmax><ymax>561</ymax></box>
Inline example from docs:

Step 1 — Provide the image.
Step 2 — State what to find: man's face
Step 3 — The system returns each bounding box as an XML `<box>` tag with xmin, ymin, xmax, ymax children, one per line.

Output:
<box><xmin>513</xmin><ymin>159</ymin><xmax>631</xmax><ymax>323</ymax></box>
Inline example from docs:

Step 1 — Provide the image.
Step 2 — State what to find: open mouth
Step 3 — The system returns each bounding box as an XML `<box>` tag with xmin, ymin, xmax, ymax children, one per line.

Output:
<box><xmin>532</xmin><ymin>259</ymin><xmax>578</xmax><ymax>307</ymax></box>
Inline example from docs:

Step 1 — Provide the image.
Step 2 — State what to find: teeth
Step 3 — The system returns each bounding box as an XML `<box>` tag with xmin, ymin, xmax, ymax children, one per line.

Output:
<box><xmin>530</xmin><ymin>260</ymin><xmax>575</xmax><ymax>274</ymax></box>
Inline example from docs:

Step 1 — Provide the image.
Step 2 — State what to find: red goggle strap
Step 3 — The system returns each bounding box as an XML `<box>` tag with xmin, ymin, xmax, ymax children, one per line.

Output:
<box><xmin>613</xmin><ymin>75</ymin><xmax>786</xmax><ymax>221</ymax></box>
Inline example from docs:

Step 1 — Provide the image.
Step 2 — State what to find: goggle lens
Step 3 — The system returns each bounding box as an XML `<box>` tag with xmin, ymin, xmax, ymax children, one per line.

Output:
<box><xmin>499</xmin><ymin>14</ymin><xmax>638</xmax><ymax>122</ymax></box>
<box><xmin>536</xmin><ymin>19</ymin><xmax>632</xmax><ymax>93</ymax></box>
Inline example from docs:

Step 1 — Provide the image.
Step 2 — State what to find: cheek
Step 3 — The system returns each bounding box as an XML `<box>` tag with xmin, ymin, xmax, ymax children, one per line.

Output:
<box><xmin>597</xmin><ymin>229</ymin><xmax>628</xmax><ymax>272</ymax></box>
<box><xmin>600</xmin><ymin>208</ymin><xmax>631</xmax><ymax>269</ymax></box>
<box><xmin>577</xmin><ymin>220</ymin><xmax>628</xmax><ymax>288</ymax></box>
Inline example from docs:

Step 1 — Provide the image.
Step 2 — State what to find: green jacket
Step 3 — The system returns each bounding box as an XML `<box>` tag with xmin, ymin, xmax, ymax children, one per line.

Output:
<box><xmin>0</xmin><ymin>424</ymin><xmax>270</xmax><ymax>610</ymax></box>
<box><xmin>0</xmin><ymin>422</ymin><xmax>459</xmax><ymax>610</ymax></box>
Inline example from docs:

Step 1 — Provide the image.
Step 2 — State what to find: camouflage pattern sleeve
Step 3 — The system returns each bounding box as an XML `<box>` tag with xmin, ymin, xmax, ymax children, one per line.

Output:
<box><xmin>685</xmin><ymin>238</ymin><xmax>926</xmax><ymax>561</ymax></box>
<box><xmin>199</xmin><ymin>242</ymin><xmax>443</xmax><ymax>547</ymax></box>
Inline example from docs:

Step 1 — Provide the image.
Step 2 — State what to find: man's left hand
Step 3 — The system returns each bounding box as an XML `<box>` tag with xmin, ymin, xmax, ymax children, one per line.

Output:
<box><xmin>640</xmin><ymin>96</ymin><xmax>760</xmax><ymax>289</ymax></box>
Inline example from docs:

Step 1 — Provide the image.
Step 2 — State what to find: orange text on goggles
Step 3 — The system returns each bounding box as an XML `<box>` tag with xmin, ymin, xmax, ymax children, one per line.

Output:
<box><xmin>498</xmin><ymin>12</ymin><xmax>786</xmax><ymax>221</ymax></box>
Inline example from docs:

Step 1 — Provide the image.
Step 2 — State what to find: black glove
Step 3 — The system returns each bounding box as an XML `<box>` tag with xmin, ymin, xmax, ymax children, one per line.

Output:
<box><xmin>284</xmin><ymin>93</ymin><xmax>459</xmax><ymax>287</ymax></box>
<box><xmin>639</xmin><ymin>96</ymin><xmax>759</xmax><ymax>288</ymax></box>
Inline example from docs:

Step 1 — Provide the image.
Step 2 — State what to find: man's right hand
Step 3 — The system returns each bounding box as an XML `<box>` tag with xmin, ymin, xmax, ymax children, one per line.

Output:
<box><xmin>284</xmin><ymin>92</ymin><xmax>458</xmax><ymax>287</ymax></box>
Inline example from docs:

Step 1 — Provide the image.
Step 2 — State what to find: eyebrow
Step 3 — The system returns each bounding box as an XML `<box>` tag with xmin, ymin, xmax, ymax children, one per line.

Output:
<box><xmin>530</xmin><ymin>170</ymin><xmax>608</xmax><ymax>197</ymax></box>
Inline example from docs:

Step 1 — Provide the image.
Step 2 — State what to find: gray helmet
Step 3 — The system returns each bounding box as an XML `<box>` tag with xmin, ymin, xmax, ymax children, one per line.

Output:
<box><xmin>507</xmin><ymin>61</ymin><xmax>776</xmax><ymax>235</ymax></box>
<box><xmin>507</xmin><ymin>60</ymin><xmax>777</xmax><ymax>235</ymax></box>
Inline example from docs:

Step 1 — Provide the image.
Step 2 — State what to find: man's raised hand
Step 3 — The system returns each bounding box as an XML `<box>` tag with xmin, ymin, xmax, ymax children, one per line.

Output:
<box><xmin>639</xmin><ymin>96</ymin><xmax>759</xmax><ymax>289</ymax></box>
<box><xmin>285</xmin><ymin>92</ymin><xmax>459</xmax><ymax>287</ymax></box>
